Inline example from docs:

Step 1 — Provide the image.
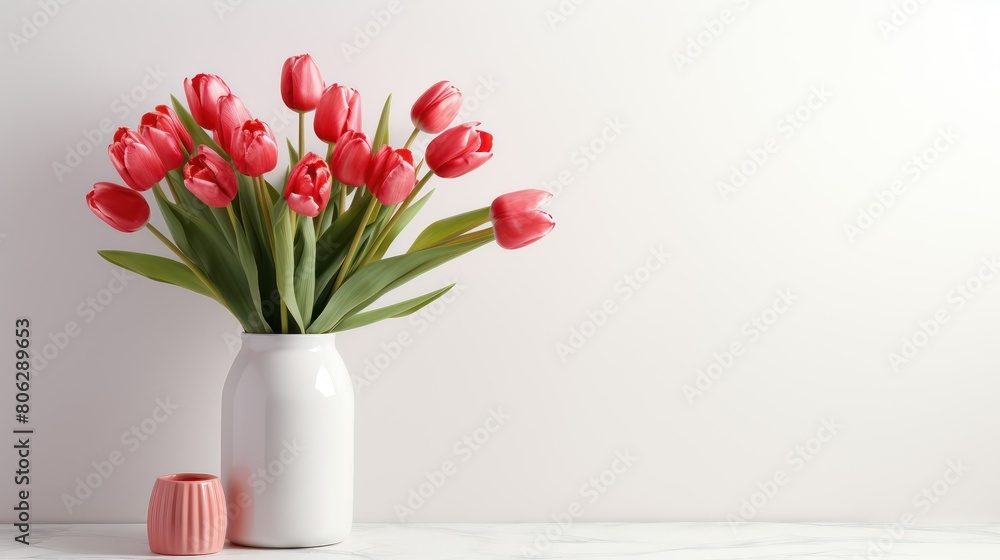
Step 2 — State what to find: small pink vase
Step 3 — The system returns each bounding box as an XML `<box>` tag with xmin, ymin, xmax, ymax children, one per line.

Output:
<box><xmin>147</xmin><ymin>473</ymin><xmax>227</xmax><ymax>555</ymax></box>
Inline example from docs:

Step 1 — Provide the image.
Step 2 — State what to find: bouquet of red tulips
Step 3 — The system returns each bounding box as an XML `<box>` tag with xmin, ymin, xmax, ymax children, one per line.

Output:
<box><xmin>86</xmin><ymin>54</ymin><xmax>555</xmax><ymax>334</ymax></box>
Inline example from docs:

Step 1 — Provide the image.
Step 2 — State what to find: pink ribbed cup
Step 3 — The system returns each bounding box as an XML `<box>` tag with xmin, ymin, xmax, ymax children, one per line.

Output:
<box><xmin>148</xmin><ymin>473</ymin><xmax>227</xmax><ymax>555</ymax></box>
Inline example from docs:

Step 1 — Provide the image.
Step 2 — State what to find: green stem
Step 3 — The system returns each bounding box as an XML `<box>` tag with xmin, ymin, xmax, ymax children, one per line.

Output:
<box><xmin>145</xmin><ymin>223</ymin><xmax>228</xmax><ymax>306</ymax></box>
<box><xmin>404</xmin><ymin>127</ymin><xmax>419</xmax><ymax>150</ymax></box>
<box><xmin>298</xmin><ymin>111</ymin><xmax>305</xmax><ymax>160</ymax></box>
<box><xmin>325</xmin><ymin>143</ymin><xmax>335</xmax><ymax>162</ymax></box>
<box><xmin>359</xmin><ymin>170</ymin><xmax>434</xmax><ymax>267</ymax></box>
<box><xmin>334</xmin><ymin>196</ymin><xmax>379</xmax><ymax>291</ymax></box>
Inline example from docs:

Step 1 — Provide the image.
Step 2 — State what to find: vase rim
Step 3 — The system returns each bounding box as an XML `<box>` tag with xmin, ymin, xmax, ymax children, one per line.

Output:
<box><xmin>157</xmin><ymin>472</ymin><xmax>219</xmax><ymax>484</ymax></box>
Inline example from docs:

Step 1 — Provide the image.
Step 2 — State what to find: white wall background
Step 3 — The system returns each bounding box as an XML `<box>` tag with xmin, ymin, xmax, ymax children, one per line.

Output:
<box><xmin>2</xmin><ymin>0</ymin><xmax>1000</xmax><ymax>524</ymax></box>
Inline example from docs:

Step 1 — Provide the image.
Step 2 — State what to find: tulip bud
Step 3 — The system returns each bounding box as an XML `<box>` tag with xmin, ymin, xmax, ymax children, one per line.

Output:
<box><xmin>183</xmin><ymin>146</ymin><xmax>239</xmax><ymax>208</ymax></box>
<box><xmin>314</xmin><ymin>84</ymin><xmax>362</xmax><ymax>143</ymax></box>
<box><xmin>425</xmin><ymin>122</ymin><xmax>493</xmax><ymax>178</ymax></box>
<box><xmin>284</xmin><ymin>152</ymin><xmax>332</xmax><ymax>218</ymax></box>
<box><xmin>230</xmin><ymin>120</ymin><xmax>278</xmax><ymax>177</ymax></box>
<box><xmin>490</xmin><ymin>189</ymin><xmax>553</xmax><ymax>221</ymax></box>
<box><xmin>281</xmin><ymin>53</ymin><xmax>325</xmax><ymax>112</ymax></box>
<box><xmin>329</xmin><ymin>131</ymin><xmax>372</xmax><ymax>187</ymax></box>
<box><xmin>215</xmin><ymin>94</ymin><xmax>252</xmax><ymax>156</ymax></box>
<box><xmin>183</xmin><ymin>73</ymin><xmax>231</xmax><ymax>130</ymax></box>
<box><xmin>139</xmin><ymin>105</ymin><xmax>193</xmax><ymax>171</ymax></box>
<box><xmin>490</xmin><ymin>189</ymin><xmax>555</xmax><ymax>250</ymax></box>
<box><xmin>108</xmin><ymin>127</ymin><xmax>166</xmax><ymax>191</ymax></box>
<box><xmin>410</xmin><ymin>81</ymin><xmax>462</xmax><ymax>134</ymax></box>
<box><xmin>86</xmin><ymin>182</ymin><xmax>150</xmax><ymax>233</ymax></box>
<box><xmin>367</xmin><ymin>145</ymin><xmax>415</xmax><ymax>205</ymax></box>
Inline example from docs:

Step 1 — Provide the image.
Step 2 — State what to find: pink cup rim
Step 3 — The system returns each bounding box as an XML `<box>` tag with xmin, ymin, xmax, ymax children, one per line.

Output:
<box><xmin>156</xmin><ymin>472</ymin><xmax>219</xmax><ymax>484</ymax></box>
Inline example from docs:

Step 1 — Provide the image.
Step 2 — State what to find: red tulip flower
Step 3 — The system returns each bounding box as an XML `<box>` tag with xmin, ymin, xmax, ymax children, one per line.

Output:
<box><xmin>367</xmin><ymin>146</ymin><xmax>415</xmax><ymax>205</ymax></box>
<box><xmin>230</xmin><ymin>119</ymin><xmax>278</xmax><ymax>177</ymax></box>
<box><xmin>139</xmin><ymin>105</ymin><xmax>193</xmax><ymax>170</ymax></box>
<box><xmin>108</xmin><ymin>127</ymin><xmax>166</xmax><ymax>191</ymax></box>
<box><xmin>329</xmin><ymin>131</ymin><xmax>372</xmax><ymax>187</ymax></box>
<box><xmin>281</xmin><ymin>54</ymin><xmax>324</xmax><ymax>112</ymax></box>
<box><xmin>215</xmin><ymin>94</ymin><xmax>252</xmax><ymax>155</ymax></box>
<box><xmin>490</xmin><ymin>189</ymin><xmax>555</xmax><ymax>250</ymax></box>
<box><xmin>284</xmin><ymin>152</ymin><xmax>332</xmax><ymax>218</ymax></box>
<box><xmin>183</xmin><ymin>146</ymin><xmax>239</xmax><ymax>208</ymax></box>
<box><xmin>425</xmin><ymin>122</ymin><xmax>493</xmax><ymax>178</ymax></box>
<box><xmin>314</xmin><ymin>84</ymin><xmax>361</xmax><ymax>143</ymax></box>
<box><xmin>86</xmin><ymin>182</ymin><xmax>150</xmax><ymax>233</ymax></box>
<box><xmin>183</xmin><ymin>73</ymin><xmax>231</xmax><ymax>130</ymax></box>
<box><xmin>411</xmin><ymin>81</ymin><xmax>462</xmax><ymax>134</ymax></box>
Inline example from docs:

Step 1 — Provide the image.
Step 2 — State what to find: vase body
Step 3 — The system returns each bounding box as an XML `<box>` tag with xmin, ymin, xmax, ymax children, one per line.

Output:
<box><xmin>147</xmin><ymin>473</ymin><xmax>227</xmax><ymax>555</ymax></box>
<box><xmin>221</xmin><ymin>333</ymin><xmax>354</xmax><ymax>548</ymax></box>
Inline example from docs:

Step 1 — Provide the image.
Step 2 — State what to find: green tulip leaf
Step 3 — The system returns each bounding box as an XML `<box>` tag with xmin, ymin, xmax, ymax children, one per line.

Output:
<box><xmin>409</xmin><ymin>206</ymin><xmax>490</xmax><ymax>253</ymax></box>
<box><xmin>294</xmin><ymin>215</ymin><xmax>316</xmax><ymax>327</ymax></box>
<box><xmin>164</xmin><ymin>169</ymin><xmax>198</xmax><ymax>212</ymax></box>
<box><xmin>228</xmin><ymin>206</ymin><xmax>270</xmax><ymax>333</ymax></box>
<box><xmin>156</xmin><ymin>190</ymin><xmax>259</xmax><ymax>330</ymax></box>
<box><xmin>372</xmin><ymin>93</ymin><xmax>392</xmax><ymax>152</ymax></box>
<box><xmin>372</xmin><ymin>189</ymin><xmax>434</xmax><ymax>261</ymax></box>
<box><xmin>287</xmin><ymin>139</ymin><xmax>300</xmax><ymax>169</ymax></box>
<box><xmin>314</xmin><ymin>190</ymin><xmax>374</xmax><ymax>295</ymax></box>
<box><xmin>307</xmin><ymin>235</ymin><xmax>491</xmax><ymax>334</ymax></box>
<box><xmin>334</xmin><ymin>284</ymin><xmax>455</xmax><ymax>331</ymax></box>
<box><xmin>97</xmin><ymin>250</ymin><xmax>216</xmax><ymax>300</ymax></box>
<box><xmin>236</xmin><ymin>174</ymin><xmax>268</xmax><ymax>265</ymax></box>
<box><xmin>210</xmin><ymin>206</ymin><xmax>238</xmax><ymax>252</ymax></box>
<box><xmin>263</xmin><ymin>179</ymin><xmax>282</xmax><ymax>204</ymax></box>
<box><xmin>153</xmin><ymin>186</ymin><xmax>199</xmax><ymax>268</ymax></box>
<box><xmin>272</xmin><ymin>200</ymin><xmax>305</xmax><ymax>332</ymax></box>
<box><xmin>341</xmin><ymin>232</ymin><xmax>492</xmax><ymax>325</ymax></box>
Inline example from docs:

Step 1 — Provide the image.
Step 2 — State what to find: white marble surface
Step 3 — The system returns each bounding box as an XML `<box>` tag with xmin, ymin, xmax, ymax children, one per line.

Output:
<box><xmin>0</xmin><ymin>523</ymin><xmax>998</xmax><ymax>559</ymax></box>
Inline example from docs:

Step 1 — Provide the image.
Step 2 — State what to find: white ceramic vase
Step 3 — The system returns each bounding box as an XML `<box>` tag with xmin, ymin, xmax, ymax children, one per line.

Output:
<box><xmin>221</xmin><ymin>333</ymin><xmax>354</xmax><ymax>548</ymax></box>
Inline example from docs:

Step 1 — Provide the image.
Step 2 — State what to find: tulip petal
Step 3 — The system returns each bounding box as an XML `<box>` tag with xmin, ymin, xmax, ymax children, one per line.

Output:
<box><xmin>493</xmin><ymin>211</ymin><xmax>555</xmax><ymax>250</ymax></box>
<box><xmin>123</xmin><ymin>143</ymin><xmax>166</xmax><ymax>190</ymax></box>
<box><xmin>434</xmin><ymin>151</ymin><xmax>493</xmax><ymax>179</ymax></box>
